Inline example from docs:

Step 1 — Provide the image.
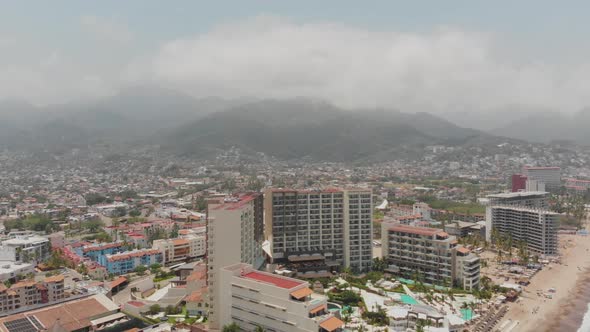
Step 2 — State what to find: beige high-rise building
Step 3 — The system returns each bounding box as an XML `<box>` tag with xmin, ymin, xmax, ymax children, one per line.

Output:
<box><xmin>382</xmin><ymin>223</ymin><xmax>480</xmax><ymax>291</ymax></box>
<box><xmin>265</xmin><ymin>188</ymin><xmax>373</xmax><ymax>274</ymax></box>
<box><xmin>207</xmin><ymin>193</ymin><xmax>265</xmax><ymax>329</ymax></box>
<box><xmin>218</xmin><ymin>263</ymin><xmax>344</xmax><ymax>332</ymax></box>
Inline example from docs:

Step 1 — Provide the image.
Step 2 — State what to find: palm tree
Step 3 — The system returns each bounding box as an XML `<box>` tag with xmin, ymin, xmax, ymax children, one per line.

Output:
<box><xmin>222</xmin><ymin>323</ymin><xmax>239</xmax><ymax>332</ymax></box>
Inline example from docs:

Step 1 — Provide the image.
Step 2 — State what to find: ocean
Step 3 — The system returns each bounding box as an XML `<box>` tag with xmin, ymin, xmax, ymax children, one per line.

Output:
<box><xmin>578</xmin><ymin>303</ymin><xmax>590</xmax><ymax>332</ymax></box>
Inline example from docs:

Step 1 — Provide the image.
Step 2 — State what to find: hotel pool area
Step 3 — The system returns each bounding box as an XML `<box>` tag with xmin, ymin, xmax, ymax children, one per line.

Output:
<box><xmin>401</xmin><ymin>294</ymin><xmax>419</xmax><ymax>305</ymax></box>
<box><xmin>327</xmin><ymin>302</ymin><xmax>342</xmax><ymax>312</ymax></box>
<box><xmin>461</xmin><ymin>308</ymin><xmax>473</xmax><ymax>321</ymax></box>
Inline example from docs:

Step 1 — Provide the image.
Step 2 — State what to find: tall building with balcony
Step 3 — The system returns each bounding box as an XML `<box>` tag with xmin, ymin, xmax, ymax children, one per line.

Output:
<box><xmin>218</xmin><ymin>263</ymin><xmax>344</xmax><ymax>332</ymax></box>
<box><xmin>265</xmin><ymin>188</ymin><xmax>373</xmax><ymax>274</ymax></box>
<box><xmin>487</xmin><ymin>206</ymin><xmax>558</xmax><ymax>255</ymax></box>
<box><xmin>207</xmin><ymin>193</ymin><xmax>265</xmax><ymax>329</ymax></box>
<box><xmin>522</xmin><ymin>166</ymin><xmax>561</xmax><ymax>191</ymax></box>
<box><xmin>381</xmin><ymin>223</ymin><xmax>480</xmax><ymax>291</ymax></box>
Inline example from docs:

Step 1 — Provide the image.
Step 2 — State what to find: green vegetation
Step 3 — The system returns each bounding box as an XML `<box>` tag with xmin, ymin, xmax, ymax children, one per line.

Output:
<box><xmin>149</xmin><ymin>304</ymin><xmax>161</xmax><ymax>315</ymax></box>
<box><xmin>362</xmin><ymin>307</ymin><xmax>389</xmax><ymax>326</ymax></box>
<box><xmin>329</xmin><ymin>290</ymin><xmax>362</xmax><ymax>306</ymax></box>
<box><xmin>417</xmin><ymin>195</ymin><xmax>485</xmax><ymax>214</ymax></box>
<box><xmin>222</xmin><ymin>323</ymin><xmax>240</xmax><ymax>332</ymax></box>
<box><xmin>4</xmin><ymin>214</ymin><xmax>59</xmax><ymax>233</ymax></box>
<box><xmin>85</xmin><ymin>193</ymin><xmax>113</xmax><ymax>205</ymax></box>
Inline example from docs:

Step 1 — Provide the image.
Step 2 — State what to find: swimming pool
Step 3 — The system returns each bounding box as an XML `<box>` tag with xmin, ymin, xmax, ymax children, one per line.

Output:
<box><xmin>401</xmin><ymin>294</ymin><xmax>419</xmax><ymax>305</ymax></box>
<box><xmin>460</xmin><ymin>308</ymin><xmax>473</xmax><ymax>321</ymax></box>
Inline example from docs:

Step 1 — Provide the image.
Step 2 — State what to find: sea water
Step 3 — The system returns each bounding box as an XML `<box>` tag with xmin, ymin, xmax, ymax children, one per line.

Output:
<box><xmin>577</xmin><ymin>302</ymin><xmax>590</xmax><ymax>332</ymax></box>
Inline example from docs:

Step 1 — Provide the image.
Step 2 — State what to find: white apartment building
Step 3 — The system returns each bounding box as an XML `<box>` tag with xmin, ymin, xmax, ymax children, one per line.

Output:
<box><xmin>0</xmin><ymin>261</ymin><xmax>34</xmax><ymax>282</ymax></box>
<box><xmin>487</xmin><ymin>206</ymin><xmax>559</xmax><ymax>255</ymax></box>
<box><xmin>265</xmin><ymin>189</ymin><xmax>373</xmax><ymax>274</ymax></box>
<box><xmin>382</xmin><ymin>223</ymin><xmax>480</xmax><ymax>291</ymax></box>
<box><xmin>152</xmin><ymin>234</ymin><xmax>206</xmax><ymax>265</ymax></box>
<box><xmin>522</xmin><ymin>166</ymin><xmax>561</xmax><ymax>191</ymax></box>
<box><xmin>207</xmin><ymin>193</ymin><xmax>265</xmax><ymax>329</ymax></box>
<box><xmin>0</xmin><ymin>235</ymin><xmax>51</xmax><ymax>263</ymax></box>
<box><xmin>219</xmin><ymin>263</ymin><xmax>344</xmax><ymax>332</ymax></box>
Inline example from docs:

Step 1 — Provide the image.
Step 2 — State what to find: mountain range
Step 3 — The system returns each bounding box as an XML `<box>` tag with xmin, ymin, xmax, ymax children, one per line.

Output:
<box><xmin>0</xmin><ymin>86</ymin><xmax>585</xmax><ymax>161</ymax></box>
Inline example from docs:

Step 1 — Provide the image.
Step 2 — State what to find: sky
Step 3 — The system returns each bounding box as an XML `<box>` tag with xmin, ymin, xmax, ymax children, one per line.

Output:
<box><xmin>3</xmin><ymin>0</ymin><xmax>590</xmax><ymax>113</ymax></box>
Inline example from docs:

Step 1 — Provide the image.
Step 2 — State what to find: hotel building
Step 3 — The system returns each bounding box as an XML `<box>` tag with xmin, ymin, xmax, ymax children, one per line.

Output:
<box><xmin>522</xmin><ymin>166</ymin><xmax>561</xmax><ymax>191</ymax></box>
<box><xmin>265</xmin><ymin>188</ymin><xmax>373</xmax><ymax>274</ymax></box>
<box><xmin>487</xmin><ymin>206</ymin><xmax>559</xmax><ymax>255</ymax></box>
<box><xmin>382</xmin><ymin>223</ymin><xmax>480</xmax><ymax>291</ymax></box>
<box><xmin>218</xmin><ymin>263</ymin><xmax>344</xmax><ymax>332</ymax></box>
<box><xmin>485</xmin><ymin>191</ymin><xmax>558</xmax><ymax>255</ymax></box>
<box><xmin>207</xmin><ymin>193</ymin><xmax>265</xmax><ymax>329</ymax></box>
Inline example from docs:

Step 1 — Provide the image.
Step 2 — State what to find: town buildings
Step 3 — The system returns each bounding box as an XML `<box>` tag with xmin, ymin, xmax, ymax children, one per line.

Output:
<box><xmin>0</xmin><ymin>275</ymin><xmax>64</xmax><ymax>313</ymax></box>
<box><xmin>99</xmin><ymin>249</ymin><xmax>162</xmax><ymax>275</ymax></box>
<box><xmin>218</xmin><ymin>263</ymin><xmax>344</xmax><ymax>332</ymax></box>
<box><xmin>207</xmin><ymin>193</ymin><xmax>265</xmax><ymax>329</ymax></box>
<box><xmin>264</xmin><ymin>188</ymin><xmax>373</xmax><ymax>274</ymax></box>
<box><xmin>152</xmin><ymin>230</ymin><xmax>206</xmax><ymax>265</ymax></box>
<box><xmin>0</xmin><ymin>293</ymin><xmax>124</xmax><ymax>332</ymax></box>
<box><xmin>381</xmin><ymin>223</ymin><xmax>480</xmax><ymax>291</ymax></box>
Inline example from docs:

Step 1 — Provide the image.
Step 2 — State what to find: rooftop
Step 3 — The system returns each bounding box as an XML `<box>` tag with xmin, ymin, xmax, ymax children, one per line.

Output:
<box><xmin>0</xmin><ymin>294</ymin><xmax>119</xmax><ymax>332</ymax></box>
<box><xmin>487</xmin><ymin>191</ymin><xmax>548</xmax><ymax>199</ymax></box>
<box><xmin>210</xmin><ymin>193</ymin><xmax>260</xmax><ymax>211</ymax></box>
<box><xmin>389</xmin><ymin>224</ymin><xmax>447</xmax><ymax>237</ymax></box>
<box><xmin>242</xmin><ymin>271</ymin><xmax>305</xmax><ymax>289</ymax></box>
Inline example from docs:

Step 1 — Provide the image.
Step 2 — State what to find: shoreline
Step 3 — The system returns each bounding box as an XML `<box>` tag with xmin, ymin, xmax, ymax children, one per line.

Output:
<box><xmin>496</xmin><ymin>233</ymin><xmax>590</xmax><ymax>332</ymax></box>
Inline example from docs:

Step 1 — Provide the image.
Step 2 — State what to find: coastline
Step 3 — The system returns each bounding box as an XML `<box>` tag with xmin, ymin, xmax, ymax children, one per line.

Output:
<box><xmin>497</xmin><ymin>233</ymin><xmax>590</xmax><ymax>332</ymax></box>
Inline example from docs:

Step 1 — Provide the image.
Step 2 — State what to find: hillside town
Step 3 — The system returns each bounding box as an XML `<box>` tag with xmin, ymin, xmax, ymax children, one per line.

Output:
<box><xmin>0</xmin><ymin>142</ymin><xmax>589</xmax><ymax>332</ymax></box>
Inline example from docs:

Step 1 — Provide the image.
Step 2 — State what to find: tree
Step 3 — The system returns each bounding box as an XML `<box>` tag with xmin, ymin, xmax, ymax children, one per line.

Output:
<box><xmin>134</xmin><ymin>265</ymin><xmax>147</xmax><ymax>276</ymax></box>
<box><xmin>129</xmin><ymin>209</ymin><xmax>141</xmax><ymax>217</ymax></box>
<box><xmin>254</xmin><ymin>326</ymin><xmax>265</xmax><ymax>332</ymax></box>
<box><xmin>149</xmin><ymin>304</ymin><xmax>161</xmax><ymax>315</ymax></box>
<box><xmin>222</xmin><ymin>323</ymin><xmax>240</xmax><ymax>332</ymax></box>
<box><xmin>170</xmin><ymin>223</ymin><xmax>180</xmax><ymax>239</ymax></box>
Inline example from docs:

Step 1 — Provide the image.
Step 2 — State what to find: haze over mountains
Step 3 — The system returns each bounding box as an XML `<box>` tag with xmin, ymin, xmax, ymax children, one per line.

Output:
<box><xmin>0</xmin><ymin>86</ymin><xmax>586</xmax><ymax>161</ymax></box>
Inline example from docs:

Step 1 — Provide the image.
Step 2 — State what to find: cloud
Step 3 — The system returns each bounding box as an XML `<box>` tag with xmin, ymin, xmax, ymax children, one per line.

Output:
<box><xmin>142</xmin><ymin>16</ymin><xmax>590</xmax><ymax>113</ymax></box>
<box><xmin>3</xmin><ymin>15</ymin><xmax>590</xmax><ymax>113</ymax></box>
<box><xmin>80</xmin><ymin>15</ymin><xmax>134</xmax><ymax>44</ymax></box>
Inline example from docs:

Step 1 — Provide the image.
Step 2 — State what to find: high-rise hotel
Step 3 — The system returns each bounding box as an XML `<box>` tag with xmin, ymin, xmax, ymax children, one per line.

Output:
<box><xmin>265</xmin><ymin>188</ymin><xmax>373</xmax><ymax>274</ymax></box>
<box><xmin>207</xmin><ymin>193</ymin><xmax>265</xmax><ymax>329</ymax></box>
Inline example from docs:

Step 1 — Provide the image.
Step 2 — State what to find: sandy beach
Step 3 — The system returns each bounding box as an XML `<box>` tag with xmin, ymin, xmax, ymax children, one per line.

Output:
<box><xmin>496</xmin><ymin>232</ymin><xmax>590</xmax><ymax>332</ymax></box>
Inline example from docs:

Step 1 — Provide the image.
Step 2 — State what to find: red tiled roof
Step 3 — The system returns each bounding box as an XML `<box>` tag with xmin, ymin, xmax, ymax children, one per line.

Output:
<box><xmin>242</xmin><ymin>271</ymin><xmax>304</xmax><ymax>289</ymax></box>
<box><xmin>110</xmin><ymin>276</ymin><xmax>128</xmax><ymax>288</ymax></box>
<box><xmin>389</xmin><ymin>224</ymin><xmax>445</xmax><ymax>237</ymax></box>
<box><xmin>83</xmin><ymin>242</ymin><xmax>122</xmax><ymax>253</ymax></box>
<box><xmin>127</xmin><ymin>301</ymin><xmax>146</xmax><ymax>308</ymax></box>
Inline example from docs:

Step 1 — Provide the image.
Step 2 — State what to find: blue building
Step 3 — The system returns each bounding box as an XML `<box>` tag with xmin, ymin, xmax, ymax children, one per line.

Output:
<box><xmin>102</xmin><ymin>249</ymin><xmax>163</xmax><ymax>275</ymax></box>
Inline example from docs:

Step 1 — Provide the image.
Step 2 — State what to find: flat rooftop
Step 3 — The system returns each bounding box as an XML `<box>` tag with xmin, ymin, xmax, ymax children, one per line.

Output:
<box><xmin>242</xmin><ymin>271</ymin><xmax>305</xmax><ymax>289</ymax></box>
<box><xmin>210</xmin><ymin>193</ymin><xmax>260</xmax><ymax>211</ymax></box>
<box><xmin>388</xmin><ymin>224</ymin><xmax>447</xmax><ymax>237</ymax></box>
<box><xmin>487</xmin><ymin>191</ymin><xmax>548</xmax><ymax>199</ymax></box>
